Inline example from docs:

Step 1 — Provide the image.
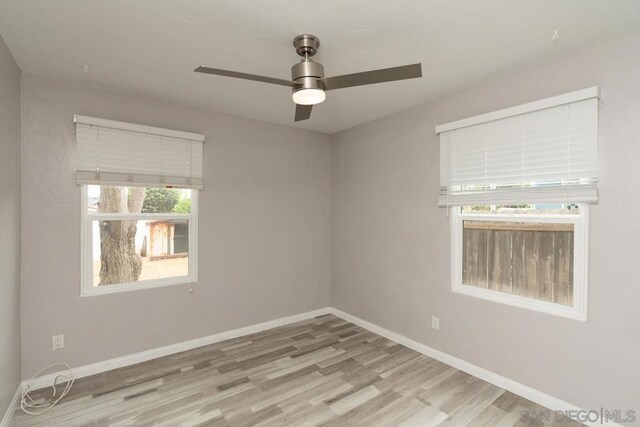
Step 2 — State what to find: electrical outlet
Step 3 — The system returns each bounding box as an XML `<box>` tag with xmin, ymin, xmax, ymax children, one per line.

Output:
<box><xmin>431</xmin><ymin>316</ymin><xmax>440</xmax><ymax>330</ymax></box>
<box><xmin>52</xmin><ymin>334</ymin><xmax>64</xmax><ymax>350</ymax></box>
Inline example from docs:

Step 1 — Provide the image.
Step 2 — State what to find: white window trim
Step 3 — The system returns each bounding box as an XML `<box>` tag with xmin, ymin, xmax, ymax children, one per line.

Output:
<box><xmin>74</xmin><ymin>114</ymin><xmax>206</xmax><ymax>142</ymax></box>
<box><xmin>80</xmin><ymin>186</ymin><xmax>199</xmax><ymax>297</ymax></box>
<box><xmin>450</xmin><ymin>205</ymin><xmax>589</xmax><ymax>321</ymax></box>
<box><xmin>435</xmin><ymin>86</ymin><xmax>598</xmax><ymax>134</ymax></box>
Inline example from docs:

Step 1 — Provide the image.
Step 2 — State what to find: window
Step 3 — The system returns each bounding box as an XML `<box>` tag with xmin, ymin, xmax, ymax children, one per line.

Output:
<box><xmin>437</xmin><ymin>88</ymin><xmax>598</xmax><ymax>320</ymax></box>
<box><xmin>81</xmin><ymin>185</ymin><xmax>198</xmax><ymax>296</ymax></box>
<box><xmin>74</xmin><ymin>115</ymin><xmax>205</xmax><ymax>296</ymax></box>
<box><xmin>451</xmin><ymin>204</ymin><xmax>588</xmax><ymax>320</ymax></box>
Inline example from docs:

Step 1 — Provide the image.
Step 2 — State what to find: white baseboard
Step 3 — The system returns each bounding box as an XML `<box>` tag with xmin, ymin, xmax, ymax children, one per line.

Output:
<box><xmin>328</xmin><ymin>308</ymin><xmax>622</xmax><ymax>427</ymax></box>
<box><xmin>0</xmin><ymin>385</ymin><xmax>22</xmax><ymax>427</ymax></box>
<box><xmin>25</xmin><ymin>307</ymin><xmax>332</xmax><ymax>391</ymax></box>
<box><xmin>20</xmin><ymin>306</ymin><xmax>622</xmax><ymax>427</ymax></box>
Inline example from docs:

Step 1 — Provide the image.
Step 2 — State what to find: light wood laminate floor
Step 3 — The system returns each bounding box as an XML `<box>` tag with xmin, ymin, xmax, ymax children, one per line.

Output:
<box><xmin>13</xmin><ymin>314</ymin><xmax>582</xmax><ymax>426</ymax></box>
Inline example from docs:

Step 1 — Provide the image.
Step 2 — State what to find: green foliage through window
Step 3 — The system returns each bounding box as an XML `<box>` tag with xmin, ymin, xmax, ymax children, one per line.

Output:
<box><xmin>141</xmin><ymin>188</ymin><xmax>180</xmax><ymax>213</ymax></box>
<box><xmin>173</xmin><ymin>198</ymin><xmax>191</xmax><ymax>213</ymax></box>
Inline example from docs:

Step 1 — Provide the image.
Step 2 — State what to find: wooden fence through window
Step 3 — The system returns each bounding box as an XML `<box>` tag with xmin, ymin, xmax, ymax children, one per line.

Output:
<box><xmin>462</xmin><ymin>221</ymin><xmax>574</xmax><ymax>306</ymax></box>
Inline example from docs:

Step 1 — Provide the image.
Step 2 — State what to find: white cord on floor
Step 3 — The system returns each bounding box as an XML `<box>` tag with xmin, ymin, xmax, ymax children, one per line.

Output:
<box><xmin>21</xmin><ymin>363</ymin><xmax>74</xmax><ymax>416</ymax></box>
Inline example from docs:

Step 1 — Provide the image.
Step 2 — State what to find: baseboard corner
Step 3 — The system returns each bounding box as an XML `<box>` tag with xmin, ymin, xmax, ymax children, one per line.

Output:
<box><xmin>17</xmin><ymin>306</ymin><xmax>621</xmax><ymax>427</ymax></box>
<box><xmin>0</xmin><ymin>384</ymin><xmax>22</xmax><ymax>427</ymax></box>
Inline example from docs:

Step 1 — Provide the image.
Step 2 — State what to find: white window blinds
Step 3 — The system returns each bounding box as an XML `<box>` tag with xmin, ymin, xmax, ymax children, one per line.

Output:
<box><xmin>437</xmin><ymin>88</ymin><xmax>598</xmax><ymax>207</ymax></box>
<box><xmin>75</xmin><ymin>115</ymin><xmax>205</xmax><ymax>190</ymax></box>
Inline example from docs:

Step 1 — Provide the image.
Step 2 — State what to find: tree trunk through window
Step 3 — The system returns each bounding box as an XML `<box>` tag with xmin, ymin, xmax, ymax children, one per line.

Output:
<box><xmin>98</xmin><ymin>187</ymin><xmax>146</xmax><ymax>285</ymax></box>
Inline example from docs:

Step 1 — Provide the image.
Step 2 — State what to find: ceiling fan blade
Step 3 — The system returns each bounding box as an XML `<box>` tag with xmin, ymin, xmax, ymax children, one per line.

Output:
<box><xmin>320</xmin><ymin>63</ymin><xmax>422</xmax><ymax>91</ymax></box>
<box><xmin>294</xmin><ymin>104</ymin><xmax>313</xmax><ymax>122</ymax></box>
<box><xmin>195</xmin><ymin>66</ymin><xmax>295</xmax><ymax>87</ymax></box>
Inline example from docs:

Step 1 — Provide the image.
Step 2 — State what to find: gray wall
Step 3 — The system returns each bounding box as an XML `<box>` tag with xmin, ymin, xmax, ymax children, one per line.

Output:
<box><xmin>0</xmin><ymin>35</ymin><xmax>21</xmax><ymax>414</ymax></box>
<box><xmin>331</xmin><ymin>34</ymin><xmax>640</xmax><ymax>415</ymax></box>
<box><xmin>20</xmin><ymin>74</ymin><xmax>331</xmax><ymax>377</ymax></box>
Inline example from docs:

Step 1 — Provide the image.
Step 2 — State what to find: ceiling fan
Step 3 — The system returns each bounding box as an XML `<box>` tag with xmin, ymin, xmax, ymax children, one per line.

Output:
<box><xmin>195</xmin><ymin>34</ymin><xmax>422</xmax><ymax>122</ymax></box>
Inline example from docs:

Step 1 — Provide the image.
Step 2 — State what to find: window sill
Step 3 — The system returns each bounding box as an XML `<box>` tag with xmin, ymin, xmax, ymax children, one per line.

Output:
<box><xmin>81</xmin><ymin>276</ymin><xmax>196</xmax><ymax>297</ymax></box>
<box><xmin>452</xmin><ymin>283</ymin><xmax>587</xmax><ymax>321</ymax></box>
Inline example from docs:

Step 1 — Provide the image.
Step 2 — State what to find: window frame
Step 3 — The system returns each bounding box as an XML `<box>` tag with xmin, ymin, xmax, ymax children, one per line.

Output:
<box><xmin>450</xmin><ymin>205</ymin><xmax>589</xmax><ymax>321</ymax></box>
<box><xmin>80</xmin><ymin>186</ymin><xmax>199</xmax><ymax>297</ymax></box>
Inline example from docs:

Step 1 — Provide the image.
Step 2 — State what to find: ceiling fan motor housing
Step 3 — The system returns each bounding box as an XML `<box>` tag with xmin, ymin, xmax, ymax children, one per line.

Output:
<box><xmin>291</xmin><ymin>59</ymin><xmax>325</xmax><ymax>91</ymax></box>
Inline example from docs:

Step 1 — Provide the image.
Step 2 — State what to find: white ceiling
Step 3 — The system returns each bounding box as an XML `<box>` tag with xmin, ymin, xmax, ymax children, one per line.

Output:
<box><xmin>1</xmin><ymin>1</ymin><xmax>639</xmax><ymax>134</ymax></box>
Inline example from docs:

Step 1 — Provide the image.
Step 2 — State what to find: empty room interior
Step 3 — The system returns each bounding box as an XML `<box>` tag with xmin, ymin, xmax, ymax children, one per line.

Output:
<box><xmin>1</xmin><ymin>1</ymin><xmax>640</xmax><ymax>426</ymax></box>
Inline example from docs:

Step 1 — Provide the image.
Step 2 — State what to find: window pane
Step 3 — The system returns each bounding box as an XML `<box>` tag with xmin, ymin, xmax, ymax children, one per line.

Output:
<box><xmin>461</xmin><ymin>204</ymin><xmax>580</xmax><ymax>215</ymax></box>
<box><xmin>87</xmin><ymin>185</ymin><xmax>192</xmax><ymax>214</ymax></box>
<box><xmin>462</xmin><ymin>220</ymin><xmax>574</xmax><ymax>306</ymax></box>
<box><xmin>91</xmin><ymin>219</ymin><xmax>189</xmax><ymax>286</ymax></box>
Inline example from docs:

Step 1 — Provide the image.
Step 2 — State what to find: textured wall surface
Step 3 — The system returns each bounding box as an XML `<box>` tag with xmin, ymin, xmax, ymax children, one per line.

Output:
<box><xmin>331</xmin><ymin>34</ymin><xmax>640</xmax><ymax>416</ymax></box>
<box><xmin>0</xmin><ymin>34</ymin><xmax>21</xmax><ymax>415</ymax></box>
<box><xmin>20</xmin><ymin>75</ymin><xmax>331</xmax><ymax>377</ymax></box>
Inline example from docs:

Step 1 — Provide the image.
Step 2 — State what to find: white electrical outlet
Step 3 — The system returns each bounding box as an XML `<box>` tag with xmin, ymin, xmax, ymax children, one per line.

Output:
<box><xmin>52</xmin><ymin>334</ymin><xmax>64</xmax><ymax>350</ymax></box>
<box><xmin>431</xmin><ymin>316</ymin><xmax>440</xmax><ymax>330</ymax></box>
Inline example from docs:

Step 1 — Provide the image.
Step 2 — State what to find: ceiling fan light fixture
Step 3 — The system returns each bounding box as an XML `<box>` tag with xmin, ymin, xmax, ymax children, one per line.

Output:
<box><xmin>292</xmin><ymin>88</ymin><xmax>326</xmax><ymax>105</ymax></box>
